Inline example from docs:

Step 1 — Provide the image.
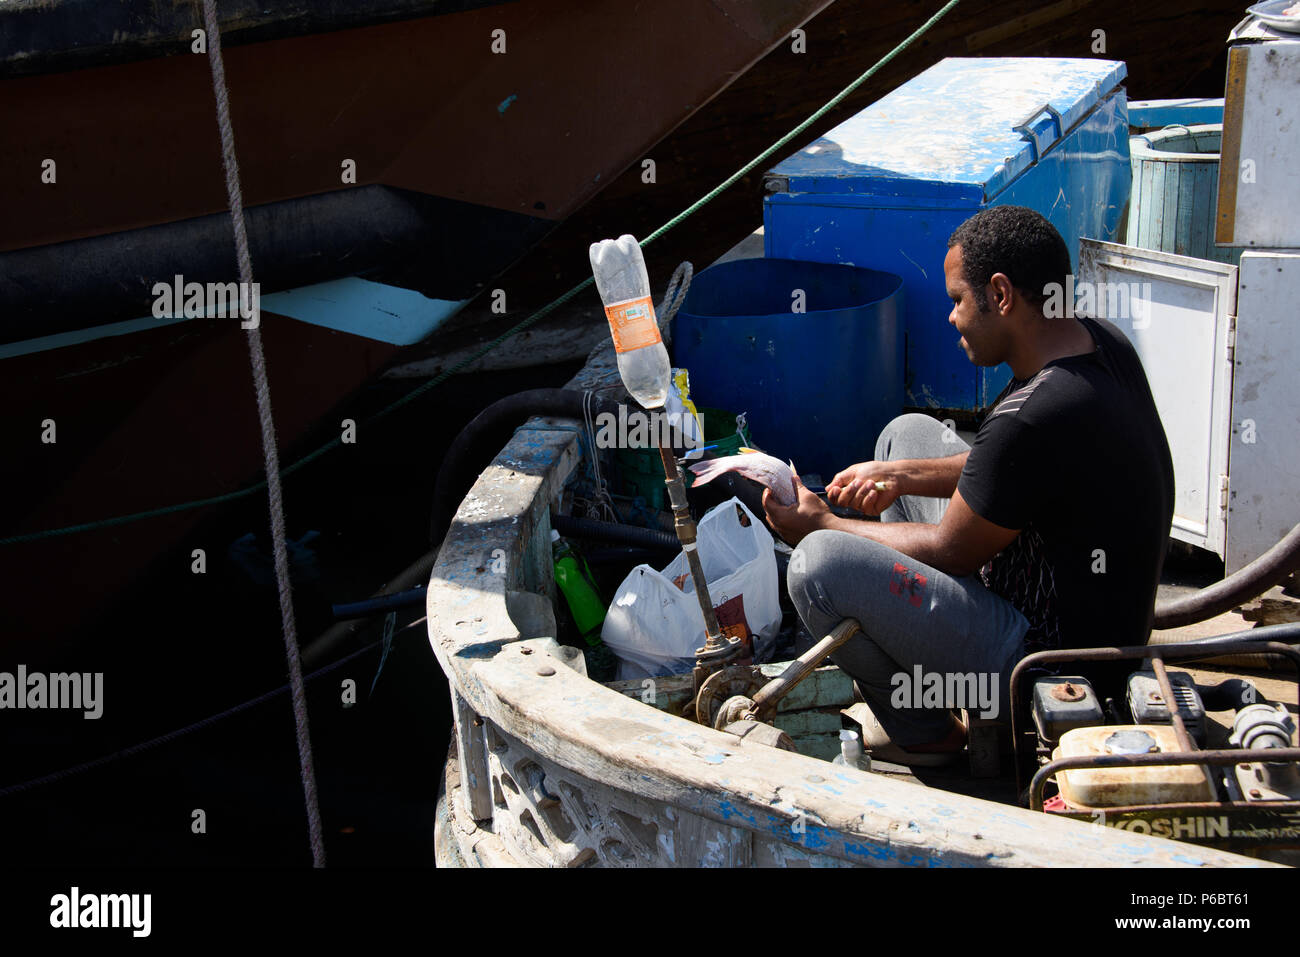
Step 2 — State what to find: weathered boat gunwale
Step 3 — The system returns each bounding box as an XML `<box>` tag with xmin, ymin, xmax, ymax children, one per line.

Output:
<box><xmin>425</xmin><ymin>350</ymin><xmax>1273</xmax><ymax>868</ymax></box>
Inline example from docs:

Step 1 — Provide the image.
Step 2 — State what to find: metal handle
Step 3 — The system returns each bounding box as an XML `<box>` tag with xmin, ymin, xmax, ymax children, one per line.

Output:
<box><xmin>1012</xmin><ymin>102</ymin><xmax>1064</xmax><ymax>163</ymax></box>
<box><xmin>747</xmin><ymin>618</ymin><xmax>861</xmax><ymax>721</ymax></box>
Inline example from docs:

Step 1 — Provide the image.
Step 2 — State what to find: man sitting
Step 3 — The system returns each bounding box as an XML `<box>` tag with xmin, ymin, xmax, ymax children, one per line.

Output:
<box><xmin>762</xmin><ymin>205</ymin><xmax>1174</xmax><ymax>765</ymax></box>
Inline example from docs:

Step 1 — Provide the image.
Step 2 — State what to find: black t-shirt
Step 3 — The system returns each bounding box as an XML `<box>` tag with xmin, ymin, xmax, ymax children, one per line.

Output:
<box><xmin>956</xmin><ymin>315</ymin><xmax>1175</xmax><ymax>654</ymax></box>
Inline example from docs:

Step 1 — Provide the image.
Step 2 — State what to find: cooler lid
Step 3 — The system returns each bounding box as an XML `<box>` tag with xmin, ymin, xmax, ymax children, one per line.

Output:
<box><xmin>768</xmin><ymin>57</ymin><xmax>1127</xmax><ymax>202</ymax></box>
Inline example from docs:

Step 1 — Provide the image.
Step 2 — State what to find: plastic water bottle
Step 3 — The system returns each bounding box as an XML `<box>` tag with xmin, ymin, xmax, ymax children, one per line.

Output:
<box><xmin>831</xmin><ymin>729</ymin><xmax>872</xmax><ymax>772</ymax></box>
<box><xmin>551</xmin><ymin>530</ymin><xmax>605</xmax><ymax>646</ymax></box>
<box><xmin>589</xmin><ymin>234</ymin><xmax>672</xmax><ymax>409</ymax></box>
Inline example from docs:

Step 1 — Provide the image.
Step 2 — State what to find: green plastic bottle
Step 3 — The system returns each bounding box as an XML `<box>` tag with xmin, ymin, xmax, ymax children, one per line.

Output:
<box><xmin>551</xmin><ymin>530</ymin><xmax>606</xmax><ymax>646</ymax></box>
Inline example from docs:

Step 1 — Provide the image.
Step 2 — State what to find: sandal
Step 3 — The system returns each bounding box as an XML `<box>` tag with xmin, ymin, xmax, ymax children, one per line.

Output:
<box><xmin>841</xmin><ymin>702</ymin><xmax>966</xmax><ymax>768</ymax></box>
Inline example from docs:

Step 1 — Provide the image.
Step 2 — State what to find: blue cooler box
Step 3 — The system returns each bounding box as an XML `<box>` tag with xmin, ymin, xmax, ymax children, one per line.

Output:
<box><xmin>763</xmin><ymin>57</ymin><xmax>1131</xmax><ymax>413</ymax></box>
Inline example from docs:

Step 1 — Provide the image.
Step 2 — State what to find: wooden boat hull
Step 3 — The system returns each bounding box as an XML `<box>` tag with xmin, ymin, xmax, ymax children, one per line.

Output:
<box><xmin>0</xmin><ymin>0</ymin><xmax>833</xmax><ymax>646</ymax></box>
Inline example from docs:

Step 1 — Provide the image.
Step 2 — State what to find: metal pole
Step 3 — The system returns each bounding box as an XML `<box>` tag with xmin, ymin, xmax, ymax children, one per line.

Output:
<box><xmin>656</xmin><ymin>446</ymin><xmax>734</xmax><ymax>668</ymax></box>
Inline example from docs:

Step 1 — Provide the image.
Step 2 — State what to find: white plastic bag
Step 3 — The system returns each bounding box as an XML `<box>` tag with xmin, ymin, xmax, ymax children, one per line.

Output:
<box><xmin>600</xmin><ymin>497</ymin><xmax>781</xmax><ymax>679</ymax></box>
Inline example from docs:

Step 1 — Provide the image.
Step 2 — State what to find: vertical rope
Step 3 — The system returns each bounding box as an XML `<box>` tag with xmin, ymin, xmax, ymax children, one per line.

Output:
<box><xmin>199</xmin><ymin>0</ymin><xmax>326</xmax><ymax>867</ymax></box>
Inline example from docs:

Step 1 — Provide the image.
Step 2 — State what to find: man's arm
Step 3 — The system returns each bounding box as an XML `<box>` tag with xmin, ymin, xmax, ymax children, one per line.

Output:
<box><xmin>764</xmin><ymin>481</ymin><xmax>1017</xmax><ymax>578</ymax></box>
<box><xmin>827</xmin><ymin>451</ymin><xmax>969</xmax><ymax>513</ymax></box>
<box><xmin>893</xmin><ymin>452</ymin><xmax>969</xmax><ymax>499</ymax></box>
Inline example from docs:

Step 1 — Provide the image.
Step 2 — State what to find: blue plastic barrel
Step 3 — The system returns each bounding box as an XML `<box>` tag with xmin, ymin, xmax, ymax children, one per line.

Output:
<box><xmin>672</xmin><ymin>258</ymin><xmax>903</xmax><ymax>481</ymax></box>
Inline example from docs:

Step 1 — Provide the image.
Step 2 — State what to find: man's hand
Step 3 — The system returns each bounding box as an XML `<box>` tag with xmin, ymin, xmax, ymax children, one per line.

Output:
<box><xmin>762</xmin><ymin>472</ymin><xmax>831</xmax><ymax>545</ymax></box>
<box><xmin>826</xmin><ymin>461</ymin><xmax>902</xmax><ymax>515</ymax></box>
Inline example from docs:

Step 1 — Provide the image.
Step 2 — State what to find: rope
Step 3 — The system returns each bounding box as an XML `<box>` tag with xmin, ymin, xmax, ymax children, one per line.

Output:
<box><xmin>580</xmin><ymin>390</ymin><xmax>619</xmax><ymax>524</ymax></box>
<box><xmin>0</xmin><ymin>631</ymin><xmax>397</xmax><ymax>799</ymax></box>
<box><xmin>657</xmin><ymin>261</ymin><xmax>693</xmax><ymax>326</ymax></box>
<box><xmin>0</xmin><ymin>1</ymin><xmax>959</xmax><ymax>548</ymax></box>
<box><xmin>199</xmin><ymin>0</ymin><xmax>325</xmax><ymax>868</ymax></box>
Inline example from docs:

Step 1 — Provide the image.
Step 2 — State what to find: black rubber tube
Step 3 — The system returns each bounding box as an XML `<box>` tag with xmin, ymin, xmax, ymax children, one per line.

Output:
<box><xmin>552</xmin><ymin>514</ymin><xmax>678</xmax><ymax>551</ymax></box>
<box><xmin>4</xmin><ymin>186</ymin><xmax>422</xmax><ymax>339</ymax></box>
<box><xmin>1149</xmin><ymin>620</ymin><xmax>1300</xmax><ymax>647</ymax></box>
<box><xmin>303</xmin><ymin>546</ymin><xmax>438</xmax><ymax>669</ymax></box>
<box><xmin>332</xmin><ymin>586</ymin><xmax>426</xmax><ymax>620</ymax></box>
<box><xmin>429</xmin><ymin>388</ymin><xmax>782</xmax><ymax>547</ymax></box>
<box><xmin>430</xmin><ymin>389</ymin><xmax>617</xmax><ymax>545</ymax></box>
<box><xmin>582</xmin><ymin>547</ymin><xmax>673</xmax><ymax>566</ymax></box>
<box><xmin>1153</xmin><ymin>520</ymin><xmax>1300</xmax><ymax>630</ymax></box>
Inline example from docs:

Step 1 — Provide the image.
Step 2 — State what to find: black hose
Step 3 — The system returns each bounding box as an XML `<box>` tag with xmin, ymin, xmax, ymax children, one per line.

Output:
<box><xmin>1197</xmin><ymin>678</ymin><xmax>1259</xmax><ymax>712</ymax></box>
<box><xmin>428</xmin><ymin>387</ymin><xmax>787</xmax><ymax>553</ymax></box>
<box><xmin>430</xmin><ymin>389</ymin><xmax>616</xmax><ymax>545</ymax></box>
<box><xmin>332</xmin><ymin>586</ymin><xmax>425</xmax><ymax>620</ymax></box>
<box><xmin>1</xmin><ymin>185</ymin><xmax>475</xmax><ymax>341</ymax></box>
<box><xmin>552</xmin><ymin>514</ymin><xmax>678</xmax><ymax>551</ymax></box>
<box><xmin>1149</xmin><ymin>620</ymin><xmax>1300</xmax><ymax>648</ymax></box>
<box><xmin>1153</xmin><ymin>520</ymin><xmax>1300</xmax><ymax>630</ymax></box>
<box><xmin>582</xmin><ymin>547</ymin><xmax>673</xmax><ymax>566</ymax></box>
<box><xmin>303</xmin><ymin>546</ymin><xmax>438</xmax><ymax>669</ymax></box>
<box><xmin>430</xmin><ymin>388</ymin><xmax>702</xmax><ymax>546</ymax></box>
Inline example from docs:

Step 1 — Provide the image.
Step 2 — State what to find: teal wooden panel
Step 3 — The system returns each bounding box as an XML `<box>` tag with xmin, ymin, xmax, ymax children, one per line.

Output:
<box><xmin>1150</xmin><ymin>160</ymin><xmax>1166</xmax><ymax>252</ymax></box>
<box><xmin>1139</xmin><ymin>160</ymin><xmax>1155</xmax><ymax>249</ymax></box>
<box><xmin>1175</xmin><ymin>161</ymin><xmax>1196</xmax><ymax>257</ymax></box>
<box><xmin>773</xmin><ymin>708</ymin><xmax>846</xmax><ymax>737</ymax></box>
<box><xmin>1161</xmin><ymin>160</ymin><xmax>1179</xmax><ymax>254</ymax></box>
<box><xmin>1189</xmin><ymin>162</ymin><xmax>1212</xmax><ymax>260</ymax></box>
<box><xmin>1128</xmin><ymin>160</ymin><xmax>1144</xmax><ymax>247</ymax></box>
<box><xmin>1125</xmin><ymin>163</ymin><xmax>1138</xmax><ymax>245</ymax></box>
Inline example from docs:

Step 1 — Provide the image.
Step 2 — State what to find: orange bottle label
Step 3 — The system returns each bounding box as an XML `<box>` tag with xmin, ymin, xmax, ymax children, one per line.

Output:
<box><xmin>604</xmin><ymin>295</ymin><xmax>661</xmax><ymax>353</ymax></box>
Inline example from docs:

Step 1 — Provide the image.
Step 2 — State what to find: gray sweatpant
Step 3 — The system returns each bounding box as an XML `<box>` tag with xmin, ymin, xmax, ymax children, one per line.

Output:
<box><xmin>786</xmin><ymin>414</ymin><xmax>1028</xmax><ymax>746</ymax></box>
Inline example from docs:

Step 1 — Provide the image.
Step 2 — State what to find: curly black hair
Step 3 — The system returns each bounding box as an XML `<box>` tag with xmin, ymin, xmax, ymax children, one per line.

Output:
<box><xmin>947</xmin><ymin>206</ymin><xmax>1071</xmax><ymax>313</ymax></box>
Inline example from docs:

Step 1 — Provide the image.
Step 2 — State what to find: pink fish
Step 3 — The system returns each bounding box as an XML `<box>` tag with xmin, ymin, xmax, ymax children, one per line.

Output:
<box><xmin>688</xmin><ymin>448</ymin><xmax>797</xmax><ymax>505</ymax></box>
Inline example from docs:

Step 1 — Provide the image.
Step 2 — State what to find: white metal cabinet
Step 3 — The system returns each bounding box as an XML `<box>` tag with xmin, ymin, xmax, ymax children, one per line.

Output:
<box><xmin>1227</xmin><ymin>252</ymin><xmax>1300</xmax><ymax>575</ymax></box>
<box><xmin>1217</xmin><ymin>40</ymin><xmax>1300</xmax><ymax>250</ymax></box>
<box><xmin>1078</xmin><ymin>239</ymin><xmax>1237</xmax><ymax>557</ymax></box>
